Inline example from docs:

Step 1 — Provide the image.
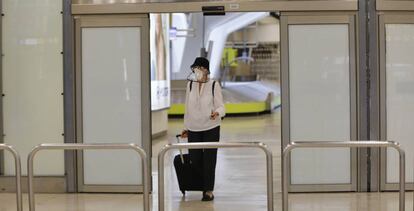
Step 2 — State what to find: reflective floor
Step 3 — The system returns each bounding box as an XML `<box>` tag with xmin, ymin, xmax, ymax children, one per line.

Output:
<box><xmin>0</xmin><ymin>111</ymin><xmax>413</xmax><ymax>210</ymax></box>
<box><xmin>0</xmin><ymin>192</ymin><xmax>412</xmax><ymax>211</ymax></box>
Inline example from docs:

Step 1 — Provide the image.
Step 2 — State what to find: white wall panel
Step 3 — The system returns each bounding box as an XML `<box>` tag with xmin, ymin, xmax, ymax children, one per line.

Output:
<box><xmin>385</xmin><ymin>24</ymin><xmax>414</xmax><ymax>183</ymax></box>
<box><xmin>289</xmin><ymin>25</ymin><xmax>351</xmax><ymax>184</ymax></box>
<box><xmin>82</xmin><ymin>27</ymin><xmax>142</xmax><ymax>185</ymax></box>
<box><xmin>2</xmin><ymin>0</ymin><xmax>64</xmax><ymax>175</ymax></box>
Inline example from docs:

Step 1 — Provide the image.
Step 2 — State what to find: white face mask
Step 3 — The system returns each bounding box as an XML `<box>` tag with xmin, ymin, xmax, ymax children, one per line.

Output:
<box><xmin>194</xmin><ymin>69</ymin><xmax>205</xmax><ymax>81</ymax></box>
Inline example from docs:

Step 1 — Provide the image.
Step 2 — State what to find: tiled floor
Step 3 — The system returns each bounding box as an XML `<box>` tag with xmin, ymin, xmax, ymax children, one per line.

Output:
<box><xmin>0</xmin><ymin>111</ymin><xmax>412</xmax><ymax>210</ymax></box>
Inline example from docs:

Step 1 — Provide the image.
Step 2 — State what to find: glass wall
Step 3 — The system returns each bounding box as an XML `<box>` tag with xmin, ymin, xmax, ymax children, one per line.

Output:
<box><xmin>2</xmin><ymin>0</ymin><xmax>64</xmax><ymax>175</ymax></box>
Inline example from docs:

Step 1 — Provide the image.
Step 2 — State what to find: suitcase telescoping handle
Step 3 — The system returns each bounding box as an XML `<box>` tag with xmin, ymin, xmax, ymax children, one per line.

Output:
<box><xmin>176</xmin><ymin>134</ymin><xmax>185</xmax><ymax>164</ymax></box>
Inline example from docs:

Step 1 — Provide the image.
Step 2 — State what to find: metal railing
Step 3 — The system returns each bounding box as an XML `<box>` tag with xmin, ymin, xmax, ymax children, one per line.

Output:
<box><xmin>27</xmin><ymin>143</ymin><xmax>149</xmax><ymax>211</ymax></box>
<box><xmin>282</xmin><ymin>141</ymin><xmax>406</xmax><ymax>211</ymax></box>
<box><xmin>158</xmin><ymin>142</ymin><xmax>274</xmax><ymax>211</ymax></box>
<box><xmin>0</xmin><ymin>144</ymin><xmax>22</xmax><ymax>211</ymax></box>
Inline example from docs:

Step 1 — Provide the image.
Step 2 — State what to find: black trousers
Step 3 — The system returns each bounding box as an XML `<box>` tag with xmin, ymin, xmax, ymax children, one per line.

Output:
<box><xmin>188</xmin><ymin>126</ymin><xmax>220</xmax><ymax>191</ymax></box>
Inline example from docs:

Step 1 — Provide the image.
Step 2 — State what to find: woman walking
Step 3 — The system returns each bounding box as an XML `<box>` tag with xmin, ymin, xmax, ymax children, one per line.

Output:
<box><xmin>181</xmin><ymin>57</ymin><xmax>225</xmax><ymax>201</ymax></box>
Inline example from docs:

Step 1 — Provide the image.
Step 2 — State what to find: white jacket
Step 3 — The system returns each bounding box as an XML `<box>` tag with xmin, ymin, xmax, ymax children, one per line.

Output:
<box><xmin>184</xmin><ymin>80</ymin><xmax>225</xmax><ymax>131</ymax></box>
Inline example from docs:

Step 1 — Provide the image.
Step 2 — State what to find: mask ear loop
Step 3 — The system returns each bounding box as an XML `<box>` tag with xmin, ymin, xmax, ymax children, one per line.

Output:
<box><xmin>186</xmin><ymin>71</ymin><xmax>194</xmax><ymax>82</ymax></box>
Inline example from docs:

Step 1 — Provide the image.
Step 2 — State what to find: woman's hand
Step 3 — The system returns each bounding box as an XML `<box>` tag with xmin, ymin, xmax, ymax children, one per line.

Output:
<box><xmin>181</xmin><ymin>130</ymin><xmax>188</xmax><ymax>138</ymax></box>
<box><xmin>210</xmin><ymin>111</ymin><xmax>219</xmax><ymax>120</ymax></box>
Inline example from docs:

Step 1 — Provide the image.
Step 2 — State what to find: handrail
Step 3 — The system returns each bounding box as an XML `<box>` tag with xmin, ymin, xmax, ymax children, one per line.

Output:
<box><xmin>0</xmin><ymin>144</ymin><xmax>22</xmax><ymax>211</ymax></box>
<box><xmin>158</xmin><ymin>142</ymin><xmax>274</xmax><ymax>211</ymax></box>
<box><xmin>27</xmin><ymin>143</ymin><xmax>149</xmax><ymax>211</ymax></box>
<box><xmin>282</xmin><ymin>141</ymin><xmax>405</xmax><ymax>211</ymax></box>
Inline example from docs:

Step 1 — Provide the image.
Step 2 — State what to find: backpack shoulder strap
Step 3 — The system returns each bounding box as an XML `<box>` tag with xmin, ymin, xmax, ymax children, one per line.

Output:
<box><xmin>212</xmin><ymin>81</ymin><xmax>216</xmax><ymax>97</ymax></box>
<box><xmin>189</xmin><ymin>80</ymin><xmax>193</xmax><ymax>92</ymax></box>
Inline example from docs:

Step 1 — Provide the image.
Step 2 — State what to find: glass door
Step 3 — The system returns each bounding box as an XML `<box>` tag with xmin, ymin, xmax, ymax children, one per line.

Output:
<box><xmin>74</xmin><ymin>15</ymin><xmax>151</xmax><ymax>192</ymax></box>
<box><xmin>379</xmin><ymin>13</ymin><xmax>414</xmax><ymax>191</ymax></box>
<box><xmin>281</xmin><ymin>13</ymin><xmax>358</xmax><ymax>192</ymax></box>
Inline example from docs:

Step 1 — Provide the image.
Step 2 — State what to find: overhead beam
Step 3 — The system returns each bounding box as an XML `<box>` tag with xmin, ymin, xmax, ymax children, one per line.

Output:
<box><xmin>72</xmin><ymin>1</ymin><xmax>357</xmax><ymax>14</ymax></box>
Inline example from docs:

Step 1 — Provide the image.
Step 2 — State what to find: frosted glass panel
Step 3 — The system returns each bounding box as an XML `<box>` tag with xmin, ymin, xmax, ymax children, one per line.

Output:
<box><xmin>2</xmin><ymin>0</ymin><xmax>64</xmax><ymax>175</ymax></box>
<box><xmin>385</xmin><ymin>24</ymin><xmax>414</xmax><ymax>183</ymax></box>
<box><xmin>82</xmin><ymin>27</ymin><xmax>142</xmax><ymax>185</ymax></box>
<box><xmin>289</xmin><ymin>25</ymin><xmax>351</xmax><ymax>184</ymax></box>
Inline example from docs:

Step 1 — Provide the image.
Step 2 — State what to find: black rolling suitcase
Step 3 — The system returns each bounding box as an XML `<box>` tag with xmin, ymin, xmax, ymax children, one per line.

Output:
<box><xmin>173</xmin><ymin>134</ymin><xmax>204</xmax><ymax>195</ymax></box>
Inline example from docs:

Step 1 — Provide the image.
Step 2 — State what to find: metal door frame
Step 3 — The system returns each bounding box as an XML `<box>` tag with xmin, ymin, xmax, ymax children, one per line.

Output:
<box><xmin>280</xmin><ymin>12</ymin><xmax>359</xmax><ymax>192</ymax></box>
<box><xmin>74</xmin><ymin>14</ymin><xmax>151</xmax><ymax>192</ymax></box>
<box><xmin>0</xmin><ymin>0</ymin><xmax>4</xmax><ymax>176</ymax></box>
<box><xmin>63</xmin><ymin>0</ymin><xmax>77</xmax><ymax>193</ymax></box>
<box><xmin>379</xmin><ymin>12</ymin><xmax>414</xmax><ymax>191</ymax></box>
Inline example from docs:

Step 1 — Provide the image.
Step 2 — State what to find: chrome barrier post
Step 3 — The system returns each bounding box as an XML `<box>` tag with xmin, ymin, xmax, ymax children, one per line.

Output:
<box><xmin>27</xmin><ymin>143</ymin><xmax>149</xmax><ymax>211</ymax></box>
<box><xmin>0</xmin><ymin>144</ymin><xmax>22</xmax><ymax>211</ymax></box>
<box><xmin>282</xmin><ymin>141</ymin><xmax>405</xmax><ymax>211</ymax></box>
<box><xmin>158</xmin><ymin>142</ymin><xmax>273</xmax><ymax>211</ymax></box>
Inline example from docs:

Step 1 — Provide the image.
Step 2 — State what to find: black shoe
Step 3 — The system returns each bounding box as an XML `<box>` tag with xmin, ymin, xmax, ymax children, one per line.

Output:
<box><xmin>202</xmin><ymin>192</ymin><xmax>214</xmax><ymax>201</ymax></box>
